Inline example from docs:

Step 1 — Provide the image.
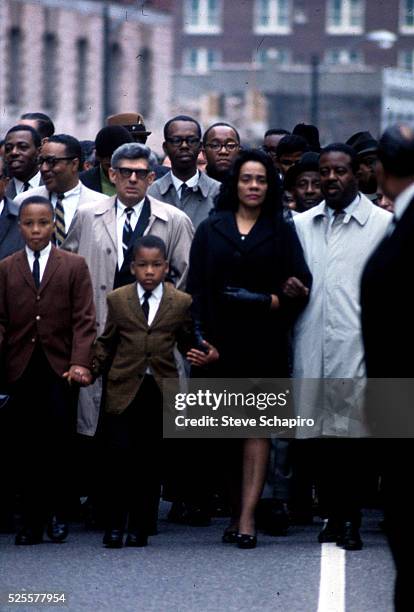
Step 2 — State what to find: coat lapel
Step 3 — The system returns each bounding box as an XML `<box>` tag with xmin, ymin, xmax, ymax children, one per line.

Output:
<box><xmin>39</xmin><ymin>246</ymin><xmax>62</xmax><ymax>292</ymax></box>
<box><xmin>150</xmin><ymin>283</ymin><xmax>173</xmax><ymax>328</ymax></box>
<box><xmin>212</xmin><ymin>210</ymin><xmax>277</xmax><ymax>252</ymax></box>
<box><xmin>15</xmin><ymin>250</ymin><xmax>37</xmax><ymax>292</ymax></box>
<box><xmin>98</xmin><ymin>197</ymin><xmax>117</xmax><ymax>250</ymax></box>
<box><xmin>126</xmin><ymin>283</ymin><xmax>148</xmax><ymax>325</ymax></box>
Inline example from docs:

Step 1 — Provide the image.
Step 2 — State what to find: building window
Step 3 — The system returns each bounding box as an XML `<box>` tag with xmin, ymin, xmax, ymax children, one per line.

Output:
<box><xmin>108</xmin><ymin>42</ymin><xmax>122</xmax><ymax>115</ymax></box>
<box><xmin>7</xmin><ymin>27</ymin><xmax>23</xmax><ymax>106</ymax></box>
<box><xmin>42</xmin><ymin>33</ymin><xmax>58</xmax><ymax>112</ymax></box>
<box><xmin>76</xmin><ymin>39</ymin><xmax>88</xmax><ymax>115</ymax></box>
<box><xmin>326</xmin><ymin>0</ymin><xmax>364</xmax><ymax>34</ymax></box>
<box><xmin>183</xmin><ymin>48</ymin><xmax>221</xmax><ymax>73</ymax></box>
<box><xmin>137</xmin><ymin>47</ymin><xmax>152</xmax><ymax>117</ymax></box>
<box><xmin>254</xmin><ymin>0</ymin><xmax>291</xmax><ymax>34</ymax></box>
<box><xmin>400</xmin><ymin>0</ymin><xmax>414</xmax><ymax>32</ymax></box>
<box><xmin>184</xmin><ymin>0</ymin><xmax>222</xmax><ymax>34</ymax></box>
<box><xmin>399</xmin><ymin>49</ymin><xmax>414</xmax><ymax>71</ymax></box>
<box><xmin>325</xmin><ymin>48</ymin><xmax>363</xmax><ymax>65</ymax></box>
<box><xmin>255</xmin><ymin>47</ymin><xmax>291</xmax><ymax>66</ymax></box>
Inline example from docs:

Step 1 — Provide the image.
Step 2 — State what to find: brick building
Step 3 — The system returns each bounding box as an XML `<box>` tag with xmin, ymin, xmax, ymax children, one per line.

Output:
<box><xmin>171</xmin><ymin>0</ymin><xmax>414</xmax><ymax>142</ymax></box>
<box><xmin>0</xmin><ymin>0</ymin><xmax>173</xmax><ymax>152</ymax></box>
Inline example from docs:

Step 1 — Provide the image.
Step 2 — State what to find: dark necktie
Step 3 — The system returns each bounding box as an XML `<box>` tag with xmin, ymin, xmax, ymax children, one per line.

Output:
<box><xmin>141</xmin><ymin>290</ymin><xmax>152</xmax><ymax>320</ymax></box>
<box><xmin>23</xmin><ymin>181</ymin><xmax>30</xmax><ymax>192</ymax></box>
<box><xmin>54</xmin><ymin>193</ymin><xmax>66</xmax><ymax>246</ymax></box>
<box><xmin>181</xmin><ymin>183</ymin><xmax>191</xmax><ymax>200</ymax></box>
<box><xmin>33</xmin><ymin>251</ymin><xmax>40</xmax><ymax>289</ymax></box>
<box><xmin>122</xmin><ymin>208</ymin><xmax>134</xmax><ymax>257</ymax></box>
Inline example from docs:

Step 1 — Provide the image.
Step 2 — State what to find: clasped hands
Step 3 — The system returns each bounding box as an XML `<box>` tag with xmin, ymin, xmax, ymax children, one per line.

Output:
<box><xmin>63</xmin><ymin>365</ymin><xmax>92</xmax><ymax>386</ymax></box>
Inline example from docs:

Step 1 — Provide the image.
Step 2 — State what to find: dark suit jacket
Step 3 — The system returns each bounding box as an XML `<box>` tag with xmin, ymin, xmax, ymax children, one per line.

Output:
<box><xmin>361</xmin><ymin>195</ymin><xmax>414</xmax><ymax>436</ymax></box>
<box><xmin>93</xmin><ymin>282</ymin><xmax>193</xmax><ymax>414</ymax></box>
<box><xmin>0</xmin><ymin>246</ymin><xmax>96</xmax><ymax>383</ymax></box>
<box><xmin>0</xmin><ymin>197</ymin><xmax>24</xmax><ymax>260</ymax></box>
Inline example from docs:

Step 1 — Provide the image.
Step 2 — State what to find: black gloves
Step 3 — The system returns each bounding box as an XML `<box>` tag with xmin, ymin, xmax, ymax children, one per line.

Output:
<box><xmin>222</xmin><ymin>286</ymin><xmax>271</xmax><ymax>308</ymax></box>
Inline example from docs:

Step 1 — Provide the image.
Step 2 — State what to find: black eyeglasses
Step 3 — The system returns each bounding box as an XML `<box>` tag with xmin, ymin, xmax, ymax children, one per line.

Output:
<box><xmin>165</xmin><ymin>136</ymin><xmax>201</xmax><ymax>148</ymax></box>
<box><xmin>38</xmin><ymin>156</ymin><xmax>76</xmax><ymax>168</ymax></box>
<box><xmin>114</xmin><ymin>167</ymin><xmax>151</xmax><ymax>179</ymax></box>
<box><xmin>205</xmin><ymin>141</ymin><xmax>239</xmax><ymax>152</ymax></box>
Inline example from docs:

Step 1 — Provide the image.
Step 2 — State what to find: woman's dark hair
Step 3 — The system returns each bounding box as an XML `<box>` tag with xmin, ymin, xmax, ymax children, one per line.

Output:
<box><xmin>214</xmin><ymin>148</ymin><xmax>283</xmax><ymax>214</ymax></box>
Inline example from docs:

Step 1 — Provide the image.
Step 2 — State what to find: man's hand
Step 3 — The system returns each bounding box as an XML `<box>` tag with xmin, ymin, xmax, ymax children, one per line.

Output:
<box><xmin>63</xmin><ymin>365</ymin><xmax>92</xmax><ymax>386</ymax></box>
<box><xmin>282</xmin><ymin>276</ymin><xmax>309</xmax><ymax>298</ymax></box>
<box><xmin>187</xmin><ymin>341</ymin><xmax>219</xmax><ymax>367</ymax></box>
<box><xmin>222</xmin><ymin>286</ymin><xmax>271</xmax><ymax>307</ymax></box>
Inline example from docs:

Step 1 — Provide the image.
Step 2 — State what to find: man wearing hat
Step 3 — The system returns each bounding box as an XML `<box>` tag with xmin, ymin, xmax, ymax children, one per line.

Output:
<box><xmin>107</xmin><ymin>113</ymin><xmax>168</xmax><ymax>180</ymax></box>
<box><xmin>284</xmin><ymin>152</ymin><xmax>322</xmax><ymax>213</ymax></box>
<box><xmin>346</xmin><ymin>131</ymin><xmax>378</xmax><ymax>201</ymax></box>
<box><xmin>80</xmin><ymin>126</ymin><xmax>133</xmax><ymax>196</ymax></box>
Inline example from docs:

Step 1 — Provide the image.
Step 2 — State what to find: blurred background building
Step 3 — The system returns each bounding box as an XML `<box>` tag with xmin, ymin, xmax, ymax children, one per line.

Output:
<box><xmin>1</xmin><ymin>1</ymin><xmax>414</xmax><ymax>148</ymax></box>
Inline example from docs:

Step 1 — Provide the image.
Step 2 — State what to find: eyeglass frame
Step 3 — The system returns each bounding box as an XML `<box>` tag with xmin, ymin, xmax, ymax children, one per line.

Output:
<box><xmin>38</xmin><ymin>156</ymin><xmax>77</xmax><ymax>168</ymax></box>
<box><xmin>204</xmin><ymin>141</ymin><xmax>240</xmax><ymax>152</ymax></box>
<box><xmin>113</xmin><ymin>167</ymin><xmax>152</xmax><ymax>179</ymax></box>
<box><xmin>165</xmin><ymin>136</ymin><xmax>201</xmax><ymax>148</ymax></box>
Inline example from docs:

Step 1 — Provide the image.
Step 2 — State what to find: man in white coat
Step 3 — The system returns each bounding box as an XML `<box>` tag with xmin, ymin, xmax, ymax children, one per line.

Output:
<box><xmin>292</xmin><ymin>143</ymin><xmax>391</xmax><ymax>549</ymax></box>
<box><xmin>63</xmin><ymin>142</ymin><xmax>194</xmax><ymax>437</ymax></box>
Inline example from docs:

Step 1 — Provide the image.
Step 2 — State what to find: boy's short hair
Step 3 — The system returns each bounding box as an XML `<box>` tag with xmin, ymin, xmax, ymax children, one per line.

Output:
<box><xmin>133</xmin><ymin>235</ymin><xmax>167</xmax><ymax>259</ymax></box>
<box><xmin>19</xmin><ymin>195</ymin><xmax>55</xmax><ymax>219</ymax></box>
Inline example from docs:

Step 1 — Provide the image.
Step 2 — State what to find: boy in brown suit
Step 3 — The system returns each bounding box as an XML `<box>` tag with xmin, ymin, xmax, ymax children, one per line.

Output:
<box><xmin>0</xmin><ymin>195</ymin><xmax>96</xmax><ymax>545</ymax></box>
<box><xmin>94</xmin><ymin>235</ymin><xmax>217</xmax><ymax>548</ymax></box>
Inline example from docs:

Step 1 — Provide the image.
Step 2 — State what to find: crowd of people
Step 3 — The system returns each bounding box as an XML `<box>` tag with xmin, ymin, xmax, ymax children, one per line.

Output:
<box><xmin>0</xmin><ymin>110</ymin><xmax>412</xmax><ymax>610</ymax></box>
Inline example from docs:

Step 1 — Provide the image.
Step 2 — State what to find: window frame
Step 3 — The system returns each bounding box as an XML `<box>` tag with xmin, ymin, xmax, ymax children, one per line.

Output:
<box><xmin>183</xmin><ymin>0</ymin><xmax>222</xmax><ymax>35</ymax></box>
<box><xmin>254</xmin><ymin>0</ymin><xmax>292</xmax><ymax>35</ymax></box>
<box><xmin>326</xmin><ymin>0</ymin><xmax>365</xmax><ymax>35</ymax></box>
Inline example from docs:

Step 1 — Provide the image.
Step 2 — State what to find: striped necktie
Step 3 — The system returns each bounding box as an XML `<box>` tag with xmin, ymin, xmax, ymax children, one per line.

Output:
<box><xmin>122</xmin><ymin>208</ymin><xmax>134</xmax><ymax>257</ymax></box>
<box><xmin>54</xmin><ymin>193</ymin><xmax>66</xmax><ymax>246</ymax></box>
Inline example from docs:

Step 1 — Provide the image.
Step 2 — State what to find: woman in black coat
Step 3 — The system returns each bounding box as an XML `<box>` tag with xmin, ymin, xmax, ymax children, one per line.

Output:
<box><xmin>187</xmin><ymin>149</ymin><xmax>311</xmax><ymax>548</ymax></box>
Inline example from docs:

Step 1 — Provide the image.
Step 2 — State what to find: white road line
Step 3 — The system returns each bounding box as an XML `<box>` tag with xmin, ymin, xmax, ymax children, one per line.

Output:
<box><xmin>317</xmin><ymin>543</ymin><xmax>346</xmax><ymax>612</ymax></box>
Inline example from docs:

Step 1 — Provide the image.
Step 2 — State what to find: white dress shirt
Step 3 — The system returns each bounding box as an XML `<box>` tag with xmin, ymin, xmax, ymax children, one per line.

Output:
<box><xmin>0</xmin><ymin>199</ymin><xmax>4</xmax><ymax>216</ymax></box>
<box><xmin>25</xmin><ymin>242</ymin><xmax>52</xmax><ymax>283</ymax></box>
<box><xmin>50</xmin><ymin>182</ymin><xmax>81</xmax><ymax>234</ymax></box>
<box><xmin>116</xmin><ymin>197</ymin><xmax>145</xmax><ymax>269</ymax></box>
<box><xmin>13</xmin><ymin>171</ymin><xmax>42</xmax><ymax>195</ymax></box>
<box><xmin>171</xmin><ymin>171</ymin><xmax>199</xmax><ymax>199</ymax></box>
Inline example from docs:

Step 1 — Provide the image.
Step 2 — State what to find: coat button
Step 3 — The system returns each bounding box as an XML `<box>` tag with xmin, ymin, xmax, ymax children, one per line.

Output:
<box><xmin>31</xmin><ymin>337</ymin><xmax>36</xmax><ymax>343</ymax></box>
<box><xmin>100</xmin><ymin>285</ymin><xmax>106</xmax><ymax>290</ymax></box>
<box><xmin>35</xmin><ymin>315</ymin><xmax>41</xmax><ymax>321</ymax></box>
<box><xmin>106</xmin><ymin>248</ymin><xmax>111</xmax><ymax>254</ymax></box>
<box><xmin>36</xmin><ymin>296</ymin><xmax>40</xmax><ymax>301</ymax></box>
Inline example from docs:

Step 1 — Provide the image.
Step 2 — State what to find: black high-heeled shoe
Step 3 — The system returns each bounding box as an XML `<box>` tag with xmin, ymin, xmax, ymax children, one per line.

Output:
<box><xmin>222</xmin><ymin>529</ymin><xmax>238</xmax><ymax>544</ymax></box>
<box><xmin>236</xmin><ymin>533</ymin><xmax>257</xmax><ymax>549</ymax></box>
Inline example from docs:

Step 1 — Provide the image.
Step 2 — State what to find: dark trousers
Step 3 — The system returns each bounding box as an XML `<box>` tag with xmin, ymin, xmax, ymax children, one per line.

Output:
<box><xmin>9</xmin><ymin>346</ymin><xmax>78</xmax><ymax>529</ymax></box>
<box><xmin>102</xmin><ymin>375</ymin><xmax>162</xmax><ymax>533</ymax></box>
<box><xmin>315</xmin><ymin>438</ymin><xmax>363</xmax><ymax>523</ymax></box>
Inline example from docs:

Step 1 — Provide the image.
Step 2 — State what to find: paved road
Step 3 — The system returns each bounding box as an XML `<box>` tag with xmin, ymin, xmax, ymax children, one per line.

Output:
<box><xmin>0</xmin><ymin>507</ymin><xmax>394</xmax><ymax>612</ymax></box>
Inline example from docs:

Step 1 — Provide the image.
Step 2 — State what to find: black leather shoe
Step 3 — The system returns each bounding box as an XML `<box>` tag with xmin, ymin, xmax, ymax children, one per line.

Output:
<box><xmin>15</xmin><ymin>526</ymin><xmax>43</xmax><ymax>545</ymax></box>
<box><xmin>125</xmin><ymin>532</ymin><xmax>148</xmax><ymax>547</ymax></box>
<box><xmin>337</xmin><ymin>521</ymin><xmax>363</xmax><ymax>551</ymax></box>
<box><xmin>222</xmin><ymin>529</ymin><xmax>238</xmax><ymax>544</ymax></box>
<box><xmin>236</xmin><ymin>533</ymin><xmax>257</xmax><ymax>549</ymax></box>
<box><xmin>47</xmin><ymin>517</ymin><xmax>68</xmax><ymax>543</ymax></box>
<box><xmin>318</xmin><ymin>518</ymin><xmax>341</xmax><ymax>543</ymax></box>
<box><xmin>103</xmin><ymin>529</ymin><xmax>124</xmax><ymax>548</ymax></box>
